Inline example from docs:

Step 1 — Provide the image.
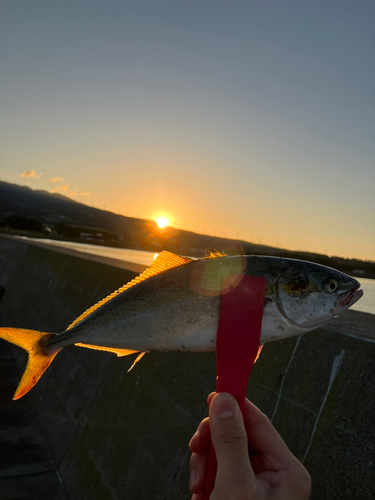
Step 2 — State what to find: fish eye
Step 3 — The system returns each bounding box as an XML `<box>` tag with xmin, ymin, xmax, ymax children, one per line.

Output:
<box><xmin>325</xmin><ymin>279</ymin><xmax>338</xmax><ymax>294</ymax></box>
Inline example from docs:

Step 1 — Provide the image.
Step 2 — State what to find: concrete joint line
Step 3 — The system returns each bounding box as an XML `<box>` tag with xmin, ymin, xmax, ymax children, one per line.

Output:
<box><xmin>340</xmin><ymin>331</ymin><xmax>375</xmax><ymax>344</ymax></box>
<box><xmin>271</xmin><ymin>335</ymin><xmax>302</xmax><ymax>422</ymax></box>
<box><xmin>302</xmin><ymin>349</ymin><xmax>345</xmax><ymax>464</ymax></box>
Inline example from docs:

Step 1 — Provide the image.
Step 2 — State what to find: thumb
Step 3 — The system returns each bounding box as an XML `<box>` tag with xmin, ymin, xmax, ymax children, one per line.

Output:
<box><xmin>210</xmin><ymin>393</ymin><xmax>255</xmax><ymax>485</ymax></box>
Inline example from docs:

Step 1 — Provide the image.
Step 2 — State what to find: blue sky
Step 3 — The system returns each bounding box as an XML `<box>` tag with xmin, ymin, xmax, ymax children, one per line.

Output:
<box><xmin>1</xmin><ymin>0</ymin><xmax>374</xmax><ymax>260</ymax></box>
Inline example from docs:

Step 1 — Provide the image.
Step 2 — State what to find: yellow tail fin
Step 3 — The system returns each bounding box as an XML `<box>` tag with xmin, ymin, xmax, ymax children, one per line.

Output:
<box><xmin>0</xmin><ymin>327</ymin><xmax>60</xmax><ymax>400</ymax></box>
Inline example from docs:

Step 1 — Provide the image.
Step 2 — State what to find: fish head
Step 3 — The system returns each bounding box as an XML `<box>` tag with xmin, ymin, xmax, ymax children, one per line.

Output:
<box><xmin>275</xmin><ymin>260</ymin><xmax>363</xmax><ymax>329</ymax></box>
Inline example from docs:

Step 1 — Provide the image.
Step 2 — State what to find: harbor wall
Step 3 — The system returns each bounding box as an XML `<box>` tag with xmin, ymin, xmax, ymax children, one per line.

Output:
<box><xmin>0</xmin><ymin>235</ymin><xmax>374</xmax><ymax>499</ymax></box>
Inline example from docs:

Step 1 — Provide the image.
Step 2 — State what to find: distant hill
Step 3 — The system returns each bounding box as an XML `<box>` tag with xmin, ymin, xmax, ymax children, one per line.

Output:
<box><xmin>0</xmin><ymin>180</ymin><xmax>374</xmax><ymax>278</ymax></box>
<box><xmin>0</xmin><ymin>181</ymin><xmax>148</xmax><ymax>233</ymax></box>
<box><xmin>0</xmin><ymin>181</ymin><xmax>275</xmax><ymax>254</ymax></box>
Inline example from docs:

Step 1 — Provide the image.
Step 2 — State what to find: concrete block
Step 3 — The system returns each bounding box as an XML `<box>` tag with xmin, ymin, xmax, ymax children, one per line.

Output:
<box><xmin>304</xmin><ymin>420</ymin><xmax>375</xmax><ymax>499</ymax></box>
<box><xmin>0</xmin><ymin>471</ymin><xmax>67</xmax><ymax>500</ymax></box>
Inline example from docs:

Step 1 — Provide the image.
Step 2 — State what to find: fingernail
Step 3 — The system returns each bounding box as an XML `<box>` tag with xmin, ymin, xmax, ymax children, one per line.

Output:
<box><xmin>189</xmin><ymin>469</ymin><xmax>197</xmax><ymax>489</ymax></box>
<box><xmin>212</xmin><ymin>393</ymin><xmax>235</xmax><ymax>419</ymax></box>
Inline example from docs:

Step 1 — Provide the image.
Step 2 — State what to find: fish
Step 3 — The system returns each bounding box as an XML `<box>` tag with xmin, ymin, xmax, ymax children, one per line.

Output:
<box><xmin>0</xmin><ymin>251</ymin><xmax>363</xmax><ymax>400</ymax></box>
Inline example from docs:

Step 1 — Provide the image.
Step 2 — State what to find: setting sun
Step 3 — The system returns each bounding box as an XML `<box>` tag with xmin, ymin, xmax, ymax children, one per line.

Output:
<box><xmin>155</xmin><ymin>216</ymin><xmax>170</xmax><ymax>229</ymax></box>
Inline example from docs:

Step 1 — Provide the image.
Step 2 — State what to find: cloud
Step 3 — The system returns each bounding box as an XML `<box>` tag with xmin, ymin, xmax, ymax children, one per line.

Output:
<box><xmin>51</xmin><ymin>184</ymin><xmax>77</xmax><ymax>197</ymax></box>
<box><xmin>51</xmin><ymin>184</ymin><xmax>69</xmax><ymax>192</ymax></box>
<box><xmin>50</xmin><ymin>184</ymin><xmax>90</xmax><ymax>199</ymax></box>
<box><xmin>20</xmin><ymin>170</ymin><xmax>42</xmax><ymax>179</ymax></box>
<box><xmin>49</xmin><ymin>177</ymin><xmax>64</xmax><ymax>183</ymax></box>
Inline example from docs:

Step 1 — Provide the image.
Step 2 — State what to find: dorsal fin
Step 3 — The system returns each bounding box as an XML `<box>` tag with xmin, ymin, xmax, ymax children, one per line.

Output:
<box><xmin>206</xmin><ymin>249</ymin><xmax>226</xmax><ymax>258</ymax></box>
<box><xmin>66</xmin><ymin>251</ymin><xmax>194</xmax><ymax>330</ymax></box>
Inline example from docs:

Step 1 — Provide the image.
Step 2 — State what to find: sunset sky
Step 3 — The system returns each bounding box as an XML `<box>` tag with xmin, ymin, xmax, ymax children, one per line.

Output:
<box><xmin>1</xmin><ymin>1</ymin><xmax>374</xmax><ymax>261</ymax></box>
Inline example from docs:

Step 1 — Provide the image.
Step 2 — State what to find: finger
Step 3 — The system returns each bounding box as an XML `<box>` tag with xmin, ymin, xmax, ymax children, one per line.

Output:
<box><xmin>189</xmin><ymin>417</ymin><xmax>211</xmax><ymax>453</ymax></box>
<box><xmin>209</xmin><ymin>393</ymin><xmax>255</xmax><ymax>484</ymax></box>
<box><xmin>189</xmin><ymin>452</ymin><xmax>208</xmax><ymax>493</ymax></box>
<box><xmin>207</xmin><ymin>392</ymin><xmax>216</xmax><ymax>406</ymax></box>
<box><xmin>242</xmin><ymin>398</ymin><xmax>296</xmax><ymax>465</ymax></box>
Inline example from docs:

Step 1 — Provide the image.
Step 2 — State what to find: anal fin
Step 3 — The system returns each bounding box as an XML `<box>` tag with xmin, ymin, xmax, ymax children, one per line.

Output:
<box><xmin>75</xmin><ymin>343</ymin><xmax>138</xmax><ymax>357</ymax></box>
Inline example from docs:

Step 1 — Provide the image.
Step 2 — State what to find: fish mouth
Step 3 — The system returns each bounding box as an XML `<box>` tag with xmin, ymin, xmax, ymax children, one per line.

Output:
<box><xmin>337</xmin><ymin>284</ymin><xmax>363</xmax><ymax>308</ymax></box>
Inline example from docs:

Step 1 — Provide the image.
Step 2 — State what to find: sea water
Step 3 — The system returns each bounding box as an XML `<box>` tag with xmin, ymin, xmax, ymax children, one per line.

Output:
<box><xmin>354</xmin><ymin>277</ymin><xmax>375</xmax><ymax>315</ymax></box>
<box><xmin>16</xmin><ymin>236</ymin><xmax>156</xmax><ymax>266</ymax></box>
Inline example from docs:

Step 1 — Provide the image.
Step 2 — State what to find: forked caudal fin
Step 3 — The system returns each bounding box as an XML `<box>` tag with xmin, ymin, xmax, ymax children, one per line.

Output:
<box><xmin>0</xmin><ymin>327</ymin><xmax>145</xmax><ymax>399</ymax></box>
<box><xmin>0</xmin><ymin>327</ymin><xmax>60</xmax><ymax>400</ymax></box>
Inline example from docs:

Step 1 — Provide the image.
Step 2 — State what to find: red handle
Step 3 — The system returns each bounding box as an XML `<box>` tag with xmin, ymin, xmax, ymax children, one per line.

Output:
<box><xmin>202</xmin><ymin>275</ymin><xmax>266</xmax><ymax>499</ymax></box>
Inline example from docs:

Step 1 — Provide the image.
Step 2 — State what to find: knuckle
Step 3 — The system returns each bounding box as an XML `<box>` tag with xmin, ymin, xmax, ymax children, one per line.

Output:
<box><xmin>283</xmin><ymin>463</ymin><xmax>312</xmax><ymax>498</ymax></box>
<box><xmin>216</xmin><ymin>426</ymin><xmax>246</xmax><ymax>445</ymax></box>
<box><xmin>299</xmin><ymin>468</ymin><xmax>312</xmax><ymax>498</ymax></box>
<box><xmin>211</xmin><ymin>484</ymin><xmax>258</xmax><ymax>500</ymax></box>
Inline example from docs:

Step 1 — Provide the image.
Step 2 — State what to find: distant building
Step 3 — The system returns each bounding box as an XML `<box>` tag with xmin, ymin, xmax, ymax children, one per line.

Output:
<box><xmin>80</xmin><ymin>232</ymin><xmax>93</xmax><ymax>241</ymax></box>
<box><xmin>352</xmin><ymin>269</ymin><xmax>366</xmax><ymax>275</ymax></box>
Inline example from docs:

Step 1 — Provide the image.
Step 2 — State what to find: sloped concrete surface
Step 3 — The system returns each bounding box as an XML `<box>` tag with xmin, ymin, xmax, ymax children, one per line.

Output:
<box><xmin>0</xmin><ymin>336</ymin><xmax>67</xmax><ymax>500</ymax></box>
<box><xmin>0</xmin><ymin>235</ymin><xmax>374</xmax><ymax>499</ymax></box>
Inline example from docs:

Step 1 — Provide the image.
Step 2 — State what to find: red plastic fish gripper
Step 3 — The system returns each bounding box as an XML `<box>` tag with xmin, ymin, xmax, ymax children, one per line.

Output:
<box><xmin>202</xmin><ymin>274</ymin><xmax>266</xmax><ymax>500</ymax></box>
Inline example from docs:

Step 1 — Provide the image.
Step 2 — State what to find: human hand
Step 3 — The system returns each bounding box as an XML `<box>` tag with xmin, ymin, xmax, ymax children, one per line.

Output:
<box><xmin>189</xmin><ymin>392</ymin><xmax>311</xmax><ymax>500</ymax></box>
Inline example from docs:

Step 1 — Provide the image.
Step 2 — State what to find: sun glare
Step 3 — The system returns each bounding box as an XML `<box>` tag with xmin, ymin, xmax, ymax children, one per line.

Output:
<box><xmin>155</xmin><ymin>216</ymin><xmax>170</xmax><ymax>228</ymax></box>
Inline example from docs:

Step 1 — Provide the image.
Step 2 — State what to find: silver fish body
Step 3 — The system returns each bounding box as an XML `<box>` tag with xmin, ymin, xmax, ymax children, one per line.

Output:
<box><xmin>46</xmin><ymin>255</ymin><xmax>363</xmax><ymax>354</ymax></box>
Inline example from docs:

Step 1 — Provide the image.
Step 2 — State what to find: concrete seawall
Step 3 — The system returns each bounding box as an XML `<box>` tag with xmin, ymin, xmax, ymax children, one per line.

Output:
<box><xmin>0</xmin><ymin>235</ymin><xmax>374</xmax><ymax>499</ymax></box>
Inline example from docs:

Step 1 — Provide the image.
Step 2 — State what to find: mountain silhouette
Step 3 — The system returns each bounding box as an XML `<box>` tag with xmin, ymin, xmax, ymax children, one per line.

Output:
<box><xmin>0</xmin><ymin>180</ymin><xmax>373</xmax><ymax>277</ymax></box>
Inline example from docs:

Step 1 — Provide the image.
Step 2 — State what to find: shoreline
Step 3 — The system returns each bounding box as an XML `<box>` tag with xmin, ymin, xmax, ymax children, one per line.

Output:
<box><xmin>1</xmin><ymin>230</ymin><xmax>374</xmax><ymax>280</ymax></box>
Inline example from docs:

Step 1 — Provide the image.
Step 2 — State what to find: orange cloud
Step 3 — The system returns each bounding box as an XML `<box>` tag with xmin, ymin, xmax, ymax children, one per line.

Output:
<box><xmin>20</xmin><ymin>170</ymin><xmax>42</xmax><ymax>179</ymax></box>
<box><xmin>51</xmin><ymin>184</ymin><xmax>69</xmax><ymax>192</ymax></box>
<box><xmin>50</xmin><ymin>184</ymin><xmax>90</xmax><ymax>199</ymax></box>
<box><xmin>49</xmin><ymin>177</ymin><xmax>64</xmax><ymax>182</ymax></box>
<box><xmin>51</xmin><ymin>184</ymin><xmax>78</xmax><ymax>197</ymax></box>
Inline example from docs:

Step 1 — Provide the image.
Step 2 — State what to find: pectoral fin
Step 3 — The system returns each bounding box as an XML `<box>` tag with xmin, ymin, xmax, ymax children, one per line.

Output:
<box><xmin>127</xmin><ymin>351</ymin><xmax>148</xmax><ymax>372</ymax></box>
<box><xmin>255</xmin><ymin>345</ymin><xmax>263</xmax><ymax>362</ymax></box>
